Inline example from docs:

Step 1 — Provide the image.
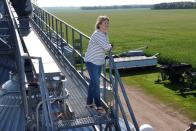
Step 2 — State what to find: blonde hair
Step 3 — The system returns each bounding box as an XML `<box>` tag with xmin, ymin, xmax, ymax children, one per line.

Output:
<box><xmin>95</xmin><ymin>15</ymin><xmax>109</xmax><ymax>30</ymax></box>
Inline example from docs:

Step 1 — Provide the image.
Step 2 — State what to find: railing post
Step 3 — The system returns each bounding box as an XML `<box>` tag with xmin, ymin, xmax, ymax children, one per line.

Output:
<box><xmin>103</xmin><ymin>64</ymin><xmax>106</xmax><ymax>101</ymax></box>
<box><xmin>60</xmin><ymin>21</ymin><xmax>63</xmax><ymax>54</ymax></box>
<box><xmin>109</xmin><ymin>51</ymin><xmax>140</xmax><ymax>131</ymax></box>
<box><xmin>52</xmin><ymin>16</ymin><xmax>54</xmax><ymax>39</ymax></box>
<box><xmin>38</xmin><ymin>8</ymin><xmax>41</xmax><ymax>29</ymax></box>
<box><xmin>45</xmin><ymin>12</ymin><xmax>48</xmax><ymax>34</ymax></box>
<box><xmin>79</xmin><ymin>34</ymin><xmax>83</xmax><ymax>74</ymax></box>
<box><xmin>114</xmin><ymin>72</ymin><xmax>119</xmax><ymax>120</ymax></box>
<box><xmin>20</xmin><ymin>56</ymin><xmax>29</xmax><ymax>124</ymax></box>
<box><xmin>48</xmin><ymin>14</ymin><xmax>51</xmax><ymax>40</ymax></box>
<box><xmin>65</xmin><ymin>24</ymin><xmax>68</xmax><ymax>43</ymax></box>
<box><xmin>56</xmin><ymin>18</ymin><xmax>59</xmax><ymax>48</ymax></box>
<box><xmin>38</xmin><ymin>58</ymin><xmax>50</xmax><ymax>130</ymax></box>
<box><xmin>72</xmin><ymin>29</ymin><xmax>75</xmax><ymax>66</ymax></box>
<box><xmin>38</xmin><ymin>58</ymin><xmax>54</xmax><ymax>131</ymax></box>
<box><xmin>41</xmin><ymin>9</ymin><xmax>44</xmax><ymax>30</ymax></box>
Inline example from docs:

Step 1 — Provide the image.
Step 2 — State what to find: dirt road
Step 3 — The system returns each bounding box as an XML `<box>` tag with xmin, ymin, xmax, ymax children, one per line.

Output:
<box><xmin>119</xmin><ymin>86</ymin><xmax>190</xmax><ymax>131</ymax></box>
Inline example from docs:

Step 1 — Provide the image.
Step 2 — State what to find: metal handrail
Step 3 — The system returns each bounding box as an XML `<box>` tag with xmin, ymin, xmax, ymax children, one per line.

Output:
<box><xmin>32</xmin><ymin>12</ymin><xmax>84</xmax><ymax>60</ymax></box>
<box><xmin>32</xmin><ymin>4</ymin><xmax>109</xmax><ymax>83</ymax></box>
<box><xmin>29</xmin><ymin>57</ymin><xmax>69</xmax><ymax>131</ymax></box>
<box><xmin>31</xmin><ymin>5</ymin><xmax>140</xmax><ymax>130</ymax></box>
<box><xmin>108</xmin><ymin>50</ymin><xmax>139</xmax><ymax>131</ymax></box>
<box><xmin>37</xmin><ymin>57</ymin><xmax>54</xmax><ymax>130</ymax></box>
<box><xmin>32</xmin><ymin>4</ymin><xmax>90</xmax><ymax>40</ymax></box>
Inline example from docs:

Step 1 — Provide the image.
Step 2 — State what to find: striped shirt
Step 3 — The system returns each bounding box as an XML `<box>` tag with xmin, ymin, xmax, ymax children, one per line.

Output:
<box><xmin>84</xmin><ymin>30</ymin><xmax>112</xmax><ymax>65</ymax></box>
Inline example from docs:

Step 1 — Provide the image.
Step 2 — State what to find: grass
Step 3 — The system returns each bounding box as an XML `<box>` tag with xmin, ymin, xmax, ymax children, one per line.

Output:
<box><xmin>50</xmin><ymin>8</ymin><xmax>196</xmax><ymax>69</ymax></box>
<box><xmin>121</xmin><ymin>70</ymin><xmax>196</xmax><ymax>120</ymax></box>
<box><xmin>47</xmin><ymin>8</ymin><xmax>196</xmax><ymax>120</ymax></box>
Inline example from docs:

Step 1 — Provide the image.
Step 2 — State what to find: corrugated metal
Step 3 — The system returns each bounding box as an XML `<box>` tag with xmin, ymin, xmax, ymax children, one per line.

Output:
<box><xmin>0</xmin><ymin>92</ymin><xmax>25</xmax><ymax>131</ymax></box>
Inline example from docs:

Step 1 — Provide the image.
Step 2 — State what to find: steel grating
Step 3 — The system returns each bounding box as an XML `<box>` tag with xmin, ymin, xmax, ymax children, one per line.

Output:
<box><xmin>66</xmin><ymin>81</ymin><xmax>89</xmax><ymax>118</ymax></box>
<box><xmin>54</xmin><ymin>78</ymin><xmax>114</xmax><ymax>129</ymax></box>
<box><xmin>66</xmin><ymin>126</ymin><xmax>94</xmax><ymax>131</ymax></box>
<box><xmin>57</xmin><ymin>115</ymin><xmax>114</xmax><ymax>129</ymax></box>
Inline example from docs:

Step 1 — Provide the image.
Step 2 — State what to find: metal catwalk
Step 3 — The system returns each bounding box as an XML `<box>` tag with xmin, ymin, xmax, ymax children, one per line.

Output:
<box><xmin>30</xmin><ymin>5</ymin><xmax>139</xmax><ymax>130</ymax></box>
<box><xmin>0</xmin><ymin>0</ymin><xmax>141</xmax><ymax>130</ymax></box>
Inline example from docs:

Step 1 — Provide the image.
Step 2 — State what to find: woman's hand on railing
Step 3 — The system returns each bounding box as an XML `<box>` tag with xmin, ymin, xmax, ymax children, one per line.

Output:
<box><xmin>105</xmin><ymin>55</ymin><xmax>110</xmax><ymax>59</ymax></box>
<box><xmin>111</xmin><ymin>43</ymin><xmax>114</xmax><ymax>48</ymax></box>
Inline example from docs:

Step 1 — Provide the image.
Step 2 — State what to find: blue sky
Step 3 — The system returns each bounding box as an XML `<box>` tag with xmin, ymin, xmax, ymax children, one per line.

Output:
<box><xmin>36</xmin><ymin>0</ymin><xmax>195</xmax><ymax>7</ymax></box>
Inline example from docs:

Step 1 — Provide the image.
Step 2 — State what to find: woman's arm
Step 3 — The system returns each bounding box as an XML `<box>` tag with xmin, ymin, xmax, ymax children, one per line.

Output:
<box><xmin>93</xmin><ymin>32</ymin><xmax>112</xmax><ymax>51</ymax></box>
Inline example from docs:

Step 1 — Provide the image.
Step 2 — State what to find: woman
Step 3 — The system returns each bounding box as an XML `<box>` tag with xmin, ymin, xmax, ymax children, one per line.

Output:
<box><xmin>85</xmin><ymin>16</ymin><xmax>112</xmax><ymax>112</ymax></box>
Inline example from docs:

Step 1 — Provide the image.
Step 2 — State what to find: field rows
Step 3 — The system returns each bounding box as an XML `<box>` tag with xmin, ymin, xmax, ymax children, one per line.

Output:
<box><xmin>49</xmin><ymin>8</ymin><xmax>196</xmax><ymax>68</ymax></box>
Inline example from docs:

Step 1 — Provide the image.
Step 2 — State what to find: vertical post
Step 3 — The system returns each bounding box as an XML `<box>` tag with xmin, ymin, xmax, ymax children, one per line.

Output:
<box><xmin>43</xmin><ymin>11</ymin><xmax>46</xmax><ymax>31</ymax></box>
<box><xmin>38</xmin><ymin>58</ymin><xmax>50</xmax><ymax>130</ymax></box>
<box><xmin>114</xmin><ymin>72</ymin><xmax>119</xmax><ymax>120</ymax></box>
<box><xmin>41</xmin><ymin>9</ymin><xmax>44</xmax><ymax>30</ymax></box>
<box><xmin>103</xmin><ymin>64</ymin><xmax>106</xmax><ymax>101</ymax></box>
<box><xmin>65</xmin><ymin>24</ymin><xmax>68</xmax><ymax>44</ymax></box>
<box><xmin>72</xmin><ymin>29</ymin><xmax>75</xmax><ymax>47</ymax></box>
<box><xmin>72</xmin><ymin>29</ymin><xmax>75</xmax><ymax>65</ymax></box>
<box><xmin>20</xmin><ymin>57</ymin><xmax>29</xmax><ymax>120</ymax></box>
<box><xmin>38</xmin><ymin>58</ymin><xmax>54</xmax><ymax>131</ymax></box>
<box><xmin>52</xmin><ymin>16</ymin><xmax>54</xmax><ymax>40</ymax></box>
<box><xmin>38</xmin><ymin>8</ymin><xmax>41</xmax><ymax>28</ymax></box>
<box><xmin>108</xmin><ymin>51</ymin><xmax>121</xmax><ymax>129</ymax></box>
<box><xmin>79</xmin><ymin>34</ymin><xmax>83</xmax><ymax>74</ymax></box>
<box><xmin>109</xmin><ymin>51</ymin><xmax>139</xmax><ymax>131</ymax></box>
<box><xmin>60</xmin><ymin>21</ymin><xmax>63</xmax><ymax>54</ymax></box>
<box><xmin>48</xmin><ymin>14</ymin><xmax>51</xmax><ymax>40</ymax></box>
<box><xmin>45</xmin><ymin>12</ymin><xmax>48</xmax><ymax>34</ymax></box>
<box><xmin>42</xmin><ymin>9</ymin><xmax>44</xmax><ymax>30</ymax></box>
<box><xmin>56</xmin><ymin>19</ymin><xmax>59</xmax><ymax>48</ymax></box>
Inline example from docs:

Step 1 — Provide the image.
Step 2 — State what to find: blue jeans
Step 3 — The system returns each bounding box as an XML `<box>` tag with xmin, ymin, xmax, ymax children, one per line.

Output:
<box><xmin>86</xmin><ymin>62</ymin><xmax>102</xmax><ymax>107</ymax></box>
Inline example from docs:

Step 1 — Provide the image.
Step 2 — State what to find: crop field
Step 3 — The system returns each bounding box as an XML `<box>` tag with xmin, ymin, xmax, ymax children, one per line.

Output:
<box><xmin>49</xmin><ymin>8</ymin><xmax>196</xmax><ymax>68</ymax></box>
<box><xmin>47</xmin><ymin>8</ymin><xmax>196</xmax><ymax>120</ymax></box>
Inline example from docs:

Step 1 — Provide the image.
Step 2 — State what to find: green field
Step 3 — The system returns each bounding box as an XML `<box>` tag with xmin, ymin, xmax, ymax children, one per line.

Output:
<box><xmin>47</xmin><ymin>8</ymin><xmax>196</xmax><ymax>120</ymax></box>
<box><xmin>50</xmin><ymin>8</ymin><xmax>196</xmax><ymax>68</ymax></box>
<box><xmin>122</xmin><ymin>71</ymin><xmax>196</xmax><ymax>120</ymax></box>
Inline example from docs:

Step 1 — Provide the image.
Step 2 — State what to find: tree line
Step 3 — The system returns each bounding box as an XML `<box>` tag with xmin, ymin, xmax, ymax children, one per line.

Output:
<box><xmin>81</xmin><ymin>5</ymin><xmax>153</xmax><ymax>10</ymax></box>
<box><xmin>80</xmin><ymin>2</ymin><xmax>196</xmax><ymax>10</ymax></box>
<box><xmin>152</xmin><ymin>2</ymin><xmax>196</xmax><ymax>9</ymax></box>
